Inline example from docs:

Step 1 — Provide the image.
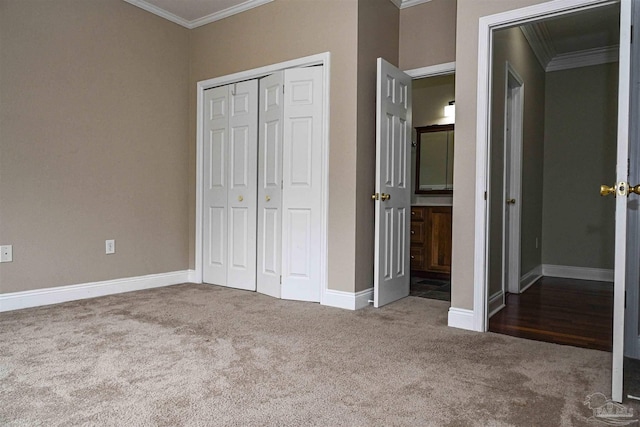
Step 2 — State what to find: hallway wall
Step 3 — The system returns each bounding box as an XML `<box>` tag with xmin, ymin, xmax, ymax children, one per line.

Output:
<box><xmin>542</xmin><ymin>63</ymin><xmax>619</xmax><ymax>270</ymax></box>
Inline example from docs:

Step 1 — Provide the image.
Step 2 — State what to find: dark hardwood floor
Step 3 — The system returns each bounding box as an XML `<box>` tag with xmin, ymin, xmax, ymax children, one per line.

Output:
<box><xmin>489</xmin><ymin>276</ymin><xmax>613</xmax><ymax>351</ymax></box>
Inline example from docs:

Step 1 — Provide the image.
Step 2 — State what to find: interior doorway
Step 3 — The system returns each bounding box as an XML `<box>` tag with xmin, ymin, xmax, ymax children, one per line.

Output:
<box><xmin>485</xmin><ymin>3</ymin><xmax>620</xmax><ymax>346</ymax></box>
<box><xmin>476</xmin><ymin>0</ymin><xmax>639</xmax><ymax>403</ymax></box>
<box><xmin>407</xmin><ymin>71</ymin><xmax>455</xmax><ymax>303</ymax></box>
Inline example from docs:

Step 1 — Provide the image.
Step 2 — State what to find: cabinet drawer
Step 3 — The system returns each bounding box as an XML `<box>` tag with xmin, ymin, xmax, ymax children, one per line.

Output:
<box><xmin>410</xmin><ymin>221</ymin><xmax>425</xmax><ymax>244</ymax></box>
<box><xmin>410</xmin><ymin>207</ymin><xmax>425</xmax><ymax>221</ymax></box>
<box><xmin>410</xmin><ymin>247</ymin><xmax>425</xmax><ymax>270</ymax></box>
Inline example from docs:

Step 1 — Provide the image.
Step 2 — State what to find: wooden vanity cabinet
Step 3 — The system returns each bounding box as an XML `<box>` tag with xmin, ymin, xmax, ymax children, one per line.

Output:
<box><xmin>410</xmin><ymin>206</ymin><xmax>452</xmax><ymax>279</ymax></box>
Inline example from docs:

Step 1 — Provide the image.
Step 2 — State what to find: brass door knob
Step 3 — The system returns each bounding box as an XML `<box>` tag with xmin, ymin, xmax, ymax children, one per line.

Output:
<box><xmin>506</xmin><ymin>198</ymin><xmax>516</xmax><ymax>205</ymax></box>
<box><xmin>630</xmin><ymin>184</ymin><xmax>640</xmax><ymax>196</ymax></box>
<box><xmin>371</xmin><ymin>193</ymin><xmax>379</xmax><ymax>201</ymax></box>
<box><xmin>600</xmin><ymin>184</ymin><xmax>616</xmax><ymax>197</ymax></box>
<box><xmin>380</xmin><ymin>193</ymin><xmax>391</xmax><ymax>201</ymax></box>
<box><xmin>238</xmin><ymin>195</ymin><xmax>244</xmax><ymax>202</ymax></box>
<box><xmin>265</xmin><ymin>195</ymin><xmax>271</xmax><ymax>202</ymax></box>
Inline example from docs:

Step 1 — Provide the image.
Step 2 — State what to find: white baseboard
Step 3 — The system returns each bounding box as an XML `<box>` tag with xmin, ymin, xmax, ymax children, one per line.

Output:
<box><xmin>187</xmin><ymin>269</ymin><xmax>198</xmax><ymax>283</ymax></box>
<box><xmin>0</xmin><ymin>270</ymin><xmax>192</xmax><ymax>313</ymax></box>
<box><xmin>322</xmin><ymin>287</ymin><xmax>373</xmax><ymax>310</ymax></box>
<box><xmin>448</xmin><ymin>307</ymin><xmax>476</xmax><ymax>331</ymax></box>
<box><xmin>542</xmin><ymin>264</ymin><xmax>614</xmax><ymax>282</ymax></box>
<box><xmin>520</xmin><ymin>265</ymin><xmax>542</xmax><ymax>293</ymax></box>
<box><xmin>488</xmin><ymin>291</ymin><xmax>504</xmax><ymax>318</ymax></box>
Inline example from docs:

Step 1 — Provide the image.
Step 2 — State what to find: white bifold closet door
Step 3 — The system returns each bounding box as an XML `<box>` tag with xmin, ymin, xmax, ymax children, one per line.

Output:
<box><xmin>257</xmin><ymin>72</ymin><xmax>284</xmax><ymax>298</ymax></box>
<box><xmin>257</xmin><ymin>66</ymin><xmax>324</xmax><ymax>302</ymax></box>
<box><xmin>204</xmin><ymin>66</ymin><xmax>323</xmax><ymax>302</ymax></box>
<box><xmin>203</xmin><ymin>80</ymin><xmax>258</xmax><ymax>291</ymax></box>
<box><xmin>280</xmin><ymin>67</ymin><xmax>324</xmax><ymax>302</ymax></box>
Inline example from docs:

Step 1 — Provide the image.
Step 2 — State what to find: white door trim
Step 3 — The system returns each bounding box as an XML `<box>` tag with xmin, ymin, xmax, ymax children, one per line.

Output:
<box><xmin>195</xmin><ymin>52</ymin><xmax>331</xmax><ymax>305</ymax></box>
<box><xmin>474</xmin><ymin>0</ymin><xmax>617</xmax><ymax>332</ymax></box>
<box><xmin>404</xmin><ymin>62</ymin><xmax>456</xmax><ymax>78</ymax></box>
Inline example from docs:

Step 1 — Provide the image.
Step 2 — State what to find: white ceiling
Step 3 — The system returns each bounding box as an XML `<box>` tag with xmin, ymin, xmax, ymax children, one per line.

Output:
<box><xmin>124</xmin><ymin>0</ymin><xmax>433</xmax><ymax>29</ymax></box>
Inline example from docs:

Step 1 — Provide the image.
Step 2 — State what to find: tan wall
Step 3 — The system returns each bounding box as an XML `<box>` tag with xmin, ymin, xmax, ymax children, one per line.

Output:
<box><xmin>354</xmin><ymin>0</ymin><xmax>399</xmax><ymax>292</ymax></box>
<box><xmin>0</xmin><ymin>0</ymin><xmax>190</xmax><ymax>294</ymax></box>
<box><xmin>452</xmin><ymin>0</ymin><xmax>552</xmax><ymax>310</ymax></box>
<box><xmin>542</xmin><ymin>63</ymin><xmax>618</xmax><ymax>269</ymax></box>
<box><xmin>487</xmin><ymin>27</ymin><xmax>545</xmax><ymax>297</ymax></box>
<box><xmin>188</xmin><ymin>0</ymin><xmax>359</xmax><ymax>292</ymax></box>
<box><xmin>399</xmin><ymin>0</ymin><xmax>457</xmax><ymax>70</ymax></box>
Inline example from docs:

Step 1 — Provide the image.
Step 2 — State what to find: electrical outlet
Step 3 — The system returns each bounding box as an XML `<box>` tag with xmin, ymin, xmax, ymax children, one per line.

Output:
<box><xmin>105</xmin><ymin>239</ymin><xmax>115</xmax><ymax>255</ymax></box>
<box><xmin>0</xmin><ymin>245</ymin><xmax>13</xmax><ymax>263</ymax></box>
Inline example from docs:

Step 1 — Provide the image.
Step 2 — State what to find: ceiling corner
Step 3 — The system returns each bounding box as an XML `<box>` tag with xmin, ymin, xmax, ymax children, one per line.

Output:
<box><xmin>390</xmin><ymin>0</ymin><xmax>433</xmax><ymax>10</ymax></box>
<box><xmin>520</xmin><ymin>22</ymin><xmax>556</xmax><ymax>70</ymax></box>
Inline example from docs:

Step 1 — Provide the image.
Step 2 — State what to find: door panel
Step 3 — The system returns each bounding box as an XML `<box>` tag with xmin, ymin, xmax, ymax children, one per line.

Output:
<box><xmin>227</xmin><ymin>80</ymin><xmax>258</xmax><ymax>291</ymax></box>
<box><xmin>281</xmin><ymin>66</ymin><xmax>323</xmax><ymax>302</ymax></box>
<box><xmin>203</xmin><ymin>86</ymin><xmax>229</xmax><ymax>285</ymax></box>
<box><xmin>374</xmin><ymin>58</ymin><xmax>412</xmax><ymax>308</ymax></box>
<box><xmin>258</xmin><ymin>72</ymin><xmax>284</xmax><ymax>298</ymax></box>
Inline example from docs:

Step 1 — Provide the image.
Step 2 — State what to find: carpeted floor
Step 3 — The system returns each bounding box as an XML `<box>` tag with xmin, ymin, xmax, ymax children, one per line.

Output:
<box><xmin>0</xmin><ymin>283</ymin><xmax>635</xmax><ymax>426</ymax></box>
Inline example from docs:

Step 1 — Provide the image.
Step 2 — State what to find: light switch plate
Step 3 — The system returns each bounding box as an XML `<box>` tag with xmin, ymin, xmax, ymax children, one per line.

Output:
<box><xmin>105</xmin><ymin>240</ymin><xmax>115</xmax><ymax>255</ymax></box>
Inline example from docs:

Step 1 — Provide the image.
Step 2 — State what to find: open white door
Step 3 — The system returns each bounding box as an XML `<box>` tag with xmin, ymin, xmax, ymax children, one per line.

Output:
<box><xmin>374</xmin><ymin>58</ymin><xmax>412</xmax><ymax>308</ymax></box>
<box><xmin>610</xmin><ymin>0</ymin><xmax>633</xmax><ymax>403</ymax></box>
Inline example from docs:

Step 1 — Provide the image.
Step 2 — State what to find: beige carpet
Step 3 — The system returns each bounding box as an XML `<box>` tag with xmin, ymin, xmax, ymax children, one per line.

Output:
<box><xmin>0</xmin><ymin>283</ymin><xmax>629</xmax><ymax>426</ymax></box>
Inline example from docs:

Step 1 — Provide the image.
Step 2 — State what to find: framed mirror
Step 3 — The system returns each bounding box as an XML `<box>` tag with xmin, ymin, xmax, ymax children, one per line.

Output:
<box><xmin>415</xmin><ymin>124</ymin><xmax>454</xmax><ymax>194</ymax></box>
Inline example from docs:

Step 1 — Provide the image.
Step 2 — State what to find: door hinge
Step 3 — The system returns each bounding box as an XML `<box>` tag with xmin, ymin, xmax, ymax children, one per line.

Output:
<box><xmin>484</xmin><ymin>191</ymin><xmax>487</xmax><ymax>201</ymax></box>
<box><xmin>625</xmin><ymin>290</ymin><xmax>627</xmax><ymax>309</ymax></box>
<box><xmin>280</xmin><ymin>275</ymin><xmax>282</xmax><ymax>284</ymax></box>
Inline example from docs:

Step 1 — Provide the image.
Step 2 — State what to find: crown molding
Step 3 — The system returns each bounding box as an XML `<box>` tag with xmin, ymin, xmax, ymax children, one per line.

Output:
<box><xmin>546</xmin><ymin>45</ymin><xmax>620</xmax><ymax>72</ymax></box>
<box><xmin>520</xmin><ymin>22</ymin><xmax>618</xmax><ymax>72</ymax></box>
<box><xmin>123</xmin><ymin>0</ymin><xmax>190</xmax><ymax>27</ymax></box>
<box><xmin>390</xmin><ymin>0</ymin><xmax>434</xmax><ymax>9</ymax></box>
<box><xmin>123</xmin><ymin>0</ymin><xmax>274</xmax><ymax>29</ymax></box>
<box><xmin>520</xmin><ymin>22</ymin><xmax>555</xmax><ymax>70</ymax></box>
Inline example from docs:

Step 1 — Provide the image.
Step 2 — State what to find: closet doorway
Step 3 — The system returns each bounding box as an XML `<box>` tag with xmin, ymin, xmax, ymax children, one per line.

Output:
<box><xmin>194</xmin><ymin>53</ymin><xmax>330</xmax><ymax>304</ymax></box>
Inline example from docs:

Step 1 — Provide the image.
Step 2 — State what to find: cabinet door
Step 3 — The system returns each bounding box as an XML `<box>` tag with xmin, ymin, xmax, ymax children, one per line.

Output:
<box><xmin>426</xmin><ymin>207</ymin><xmax>452</xmax><ymax>274</ymax></box>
